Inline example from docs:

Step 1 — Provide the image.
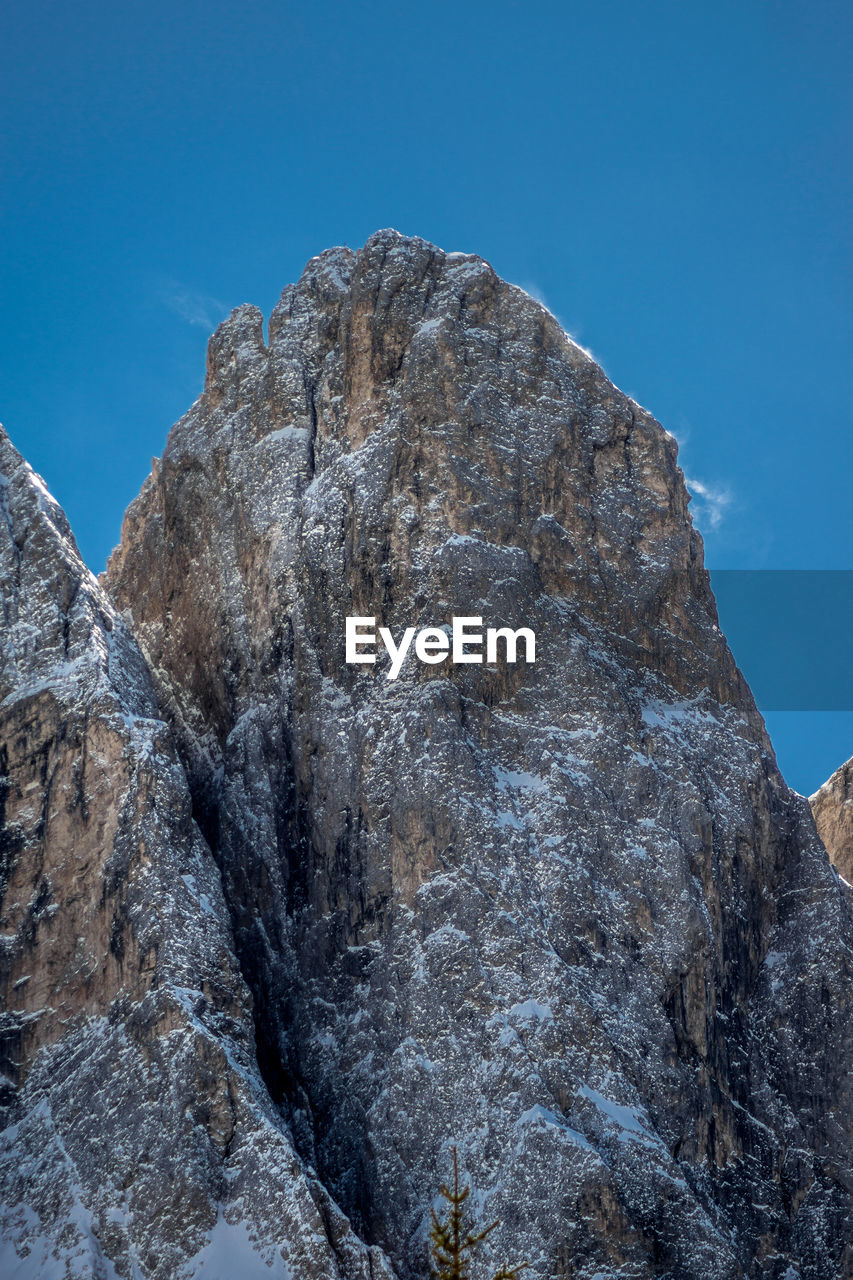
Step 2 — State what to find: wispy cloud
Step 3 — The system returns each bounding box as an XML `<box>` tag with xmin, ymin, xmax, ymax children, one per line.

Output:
<box><xmin>518</xmin><ymin>279</ymin><xmax>552</xmax><ymax>312</ymax></box>
<box><xmin>159</xmin><ymin>281</ymin><xmax>229</xmax><ymax>331</ymax></box>
<box><xmin>684</xmin><ymin>473</ymin><xmax>732</xmax><ymax>531</ymax></box>
<box><xmin>517</xmin><ymin>280</ymin><xmax>605</xmax><ymax>369</ymax></box>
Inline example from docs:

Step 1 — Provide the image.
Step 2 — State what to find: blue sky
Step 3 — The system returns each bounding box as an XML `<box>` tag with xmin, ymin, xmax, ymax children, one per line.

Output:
<box><xmin>2</xmin><ymin>0</ymin><xmax>851</xmax><ymax>792</ymax></box>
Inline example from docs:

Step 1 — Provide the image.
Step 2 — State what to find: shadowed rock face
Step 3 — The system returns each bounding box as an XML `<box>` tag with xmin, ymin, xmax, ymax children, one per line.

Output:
<box><xmin>811</xmin><ymin>761</ymin><xmax>853</xmax><ymax>886</ymax></box>
<box><xmin>3</xmin><ymin>231</ymin><xmax>853</xmax><ymax>1279</ymax></box>
<box><xmin>0</xmin><ymin>428</ymin><xmax>392</xmax><ymax>1279</ymax></box>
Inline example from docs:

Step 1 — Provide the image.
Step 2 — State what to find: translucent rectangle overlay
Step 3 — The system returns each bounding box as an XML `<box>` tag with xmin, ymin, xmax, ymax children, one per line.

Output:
<box><xmin>709</xmin><ymin>570</ymin><xmax>853</xmax><ymax>711</ymax></box>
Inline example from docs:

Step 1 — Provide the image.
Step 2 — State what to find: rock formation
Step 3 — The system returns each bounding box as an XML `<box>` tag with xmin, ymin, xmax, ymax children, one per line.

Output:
<box><xmin>0</xmin><ymin>428</ymin><xmax>391</xmax><ymax>1278</ymax></box>
<box><xmin>3</xmin><ymin>230</ymin><xmax>853</xmax><ymax>1278</ymax></box>
<box><xmin>811</xmin><ymin>761</ymin><xmax>853</xmax><ymax>886</ymax></box>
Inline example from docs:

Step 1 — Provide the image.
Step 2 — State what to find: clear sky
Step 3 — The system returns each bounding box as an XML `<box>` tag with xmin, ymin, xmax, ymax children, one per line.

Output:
<box><xmin>2</xmin><ymin>0</ymin><xmax>852</xmax><ymax>793</ymax></box>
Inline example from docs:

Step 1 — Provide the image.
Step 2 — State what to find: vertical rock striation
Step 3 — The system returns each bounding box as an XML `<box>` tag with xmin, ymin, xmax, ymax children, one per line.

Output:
<box><xmin>0</xmin><ymin>427</ymin><xmax>392</xmax><ymax>1278</ymax></box>
<box><xmin>99</xmin><ymin>231</ymin><xmax>853</xmax><ymax>1278</ymax></box>
<box><xmin>811</xmin><ymin>760</ymin><xmax>853</xmax><ymax>886</ymax></box>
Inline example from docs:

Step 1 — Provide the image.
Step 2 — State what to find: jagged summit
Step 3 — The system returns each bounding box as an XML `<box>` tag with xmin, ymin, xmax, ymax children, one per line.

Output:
<box><xmin>196</xmin><ymin>230</ymin><xmax>604</xmax><ymax>416</ymax></box>
<box><xmin>4</xmin><ymin>235</ymin><xmax>853</xmax><ymax>1278</ymax></box>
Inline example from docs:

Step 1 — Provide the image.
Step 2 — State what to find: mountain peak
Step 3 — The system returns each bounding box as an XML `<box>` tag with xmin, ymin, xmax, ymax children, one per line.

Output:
<box><xmin>3</xmin><ymin>238</ymin><xmax>853</xmax><ymax>1278</ymax></box>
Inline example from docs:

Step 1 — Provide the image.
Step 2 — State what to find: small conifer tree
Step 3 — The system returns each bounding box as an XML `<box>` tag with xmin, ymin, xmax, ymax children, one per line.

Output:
<box><xmin>429</xmin><ymin>1147</ymin><xmax>529</xmax><ymax>1280</ymax></box>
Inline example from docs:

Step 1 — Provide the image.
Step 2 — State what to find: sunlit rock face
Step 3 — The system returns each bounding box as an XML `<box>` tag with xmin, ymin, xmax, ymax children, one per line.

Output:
<box><xmin>0</xmin><ymin>426</ymin><xmax>392</xmax><ymax>1280</ymax></box>
<box><xmin>812</xmin><ymin>760</ymin><xmax>853</xmax><ymax>888</ymax></box>
<box><xmin>3</xmin><ymin>231</ymin><xmax>853</xmax><ymax>1279</ymax></box>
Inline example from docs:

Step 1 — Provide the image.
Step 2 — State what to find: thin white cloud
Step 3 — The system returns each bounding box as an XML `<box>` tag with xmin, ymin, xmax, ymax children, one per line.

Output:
<box><xmin>684</xmin><ymin>473</ymin><xmax>732</xmax><ymax>531</ymax></box>
<box><xmin>518</xmin><ymin>279</ymin><xmax>552</xmax><ymax>311</ymax></box>
<box><xmin>517</xmin><ymin>280</ymin><xmax>605</xmax><ymax>369</ymax></box>
<box><xmin>160</xmin><ymin>282</ymin><xmax>228</xmax><ymax>331</ymax></box>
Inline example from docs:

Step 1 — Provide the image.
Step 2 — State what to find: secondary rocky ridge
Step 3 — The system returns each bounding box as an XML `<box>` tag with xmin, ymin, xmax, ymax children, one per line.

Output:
<box><xmin>0</xmin><ymin>428</ymin><xmax>392</xmax><ymax>1278</ymax></box>
<box><xmin>2</xmin><ymin>230</ymin><xmax>853</xmax><ymax>1278</ymax></box>
<box><xmin>811</xmin><ymin>761</ymin><xmax>853</xmax><ymax>887</ymax></box>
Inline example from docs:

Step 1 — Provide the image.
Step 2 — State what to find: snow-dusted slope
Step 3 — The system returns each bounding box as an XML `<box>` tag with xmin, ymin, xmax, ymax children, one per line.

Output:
<box><xmin>101</xmin><ymin>232</ymin><xmax>853</xmax><ymax>1279</ymax></box>
<box><xmin>0</xmin><ymin>427</ymin><xmax>393</xmax><ymax>1279</ymax></box>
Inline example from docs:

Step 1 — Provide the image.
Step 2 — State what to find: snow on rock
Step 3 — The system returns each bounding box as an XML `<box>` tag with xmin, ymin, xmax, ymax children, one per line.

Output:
<box><xmin>105</xmin><ymin>230</ymin><xmax>853</xmax><ymax>1280</ymax></box>
<box><xmin>3</xmin><ymin>229</ymin><xmax>853</xmax><ymax>1279</ymax></box>
<box><xmin>0</xmin><ymin>426</ymin><xmax>390</xmax><ymax>1279</ymax></box>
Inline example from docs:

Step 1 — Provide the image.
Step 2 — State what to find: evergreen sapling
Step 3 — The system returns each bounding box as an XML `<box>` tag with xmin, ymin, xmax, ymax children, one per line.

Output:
<box><xmin>429</xmin><ymin>1147</ymin><xmax>529</xmax><ymax>1280</ymax></box>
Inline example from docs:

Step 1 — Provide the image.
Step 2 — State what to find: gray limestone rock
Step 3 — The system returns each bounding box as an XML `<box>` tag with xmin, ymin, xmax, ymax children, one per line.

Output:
<box><xmin>3</xmin><ymin>230</ymin><xmax>853</xmax><ymax>1279</ymax></box>
<box><xmin>0</xmin><ymin>426</ymin><xmax>392</xmax><ymax>1279</ymax></box>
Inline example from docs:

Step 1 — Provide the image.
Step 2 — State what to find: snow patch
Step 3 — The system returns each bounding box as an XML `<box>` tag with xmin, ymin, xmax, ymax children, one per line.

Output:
<box><xmin>179</xmin><ymin>1212</ymin><xmax>292</xmax><ymax>1279</ymax></box>
<box><xmin>515</xmin><ymin>1105</ymin><xmax>595</xmax><ymax>1152</ymax></box>
<box><xmin>493</xmin><ymin>767</ymin><xmax>547</xmax><ymax>793</ymax></box>
<box><xmin>579</xmin><ymin>1086</ymin><xmax>660</xmax><ymax>1149</ymax></box>
<box><xmin>508</xmin><ymin>999</ymin><xmax>553</xmax><ymax>1022</ymax></box>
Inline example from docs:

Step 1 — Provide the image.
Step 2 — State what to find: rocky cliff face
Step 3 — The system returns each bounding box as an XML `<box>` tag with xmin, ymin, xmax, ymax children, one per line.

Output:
<box><xmin>0</xmin><ymin>428</ymin><xmax>392</xmax><ymax>1278</ymax></box>
<box><xmin>3</xmin><ymin>230</ymin><xmax>853</xmax><ymax>1279</ymax></box>
<box><xmin>811</xmin><ymin>762</ymin><xmax>853</xmax><ymax>886</ymax></box>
